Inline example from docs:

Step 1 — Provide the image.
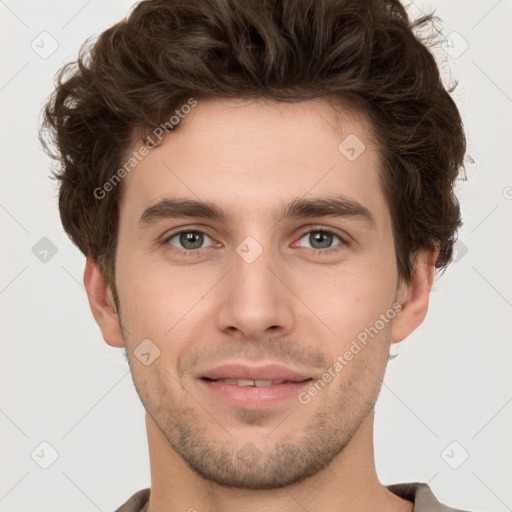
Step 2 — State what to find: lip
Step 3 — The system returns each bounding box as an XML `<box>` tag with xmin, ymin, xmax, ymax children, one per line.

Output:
<box><xmin>198</xmin><ymin>363</ymin><xmax>313</xmax><ymax>382</ymax></box>
<box><xmin>196</xmin><ymin>363</ymin><xmax>314</xmax><ymax>409</ymax></box>
<box><xmin>198</xmin><ymin>378</ymin><xmax>313</xmax><ymax>409</ymax></box>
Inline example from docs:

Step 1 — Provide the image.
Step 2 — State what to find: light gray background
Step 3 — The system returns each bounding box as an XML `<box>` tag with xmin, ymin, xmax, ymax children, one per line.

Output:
<box><xmin>1</xmin><ymin>0</ymin><xmax>511</xmax><ymax>511</ymax></box>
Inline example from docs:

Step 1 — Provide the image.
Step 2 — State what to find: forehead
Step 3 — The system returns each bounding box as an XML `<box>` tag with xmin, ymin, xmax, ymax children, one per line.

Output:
<box><xmin>118</xmin><ymin>97</ymin><xmax>386</xmax><ymax>227</ymax></box>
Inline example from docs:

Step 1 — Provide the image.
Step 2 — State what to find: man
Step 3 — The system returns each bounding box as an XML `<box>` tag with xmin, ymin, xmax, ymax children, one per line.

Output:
<box><xmin>40</xmin><ymin>0</ymin><xmax>475</xmax><ymax>510</ymax></box>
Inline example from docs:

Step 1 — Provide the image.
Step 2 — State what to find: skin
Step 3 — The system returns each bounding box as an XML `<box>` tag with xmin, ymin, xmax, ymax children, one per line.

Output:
<box><xmin>84</xmin><ymin>97</ymin><xmax>437</xmax><ymax>512</ymax></box>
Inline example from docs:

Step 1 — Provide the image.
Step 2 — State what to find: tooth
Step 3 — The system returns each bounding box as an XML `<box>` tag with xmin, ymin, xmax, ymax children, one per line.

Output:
<box><xmin>254</xmin><ymin>380</ymin><xmax>274</xmax><ymax>387</ymax></box>
<box><xmin>215</xmin><ymin>379</ymin><xmax>288</xmax><ymax>386</ymax></box>
<box><xmin>234</xmin><ymin>379</ymin><xmax>255</xmax><ymax>386</ymax></box>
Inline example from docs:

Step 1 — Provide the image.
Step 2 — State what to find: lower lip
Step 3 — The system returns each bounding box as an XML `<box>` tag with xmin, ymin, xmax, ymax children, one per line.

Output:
<box><xmin>198</xmin><ymin>378</ymin><xmax>313</xmax><ymax>409</ymax></box>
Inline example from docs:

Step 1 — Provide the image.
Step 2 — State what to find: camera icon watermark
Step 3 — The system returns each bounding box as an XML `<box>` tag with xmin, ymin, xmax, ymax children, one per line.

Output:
<box><xmin>237</xmin><ymin>442</ymin><xmax>263</xmax><ymax>467</ymax></box>
<box><xmin>442</xmin><ymin>31</ymin><xmax>469</xmax><ymax>59</ymax></box>
<box><xmin>451</xmin><ymin>239</ymin><xmax>468</xmax><ymax>264</ymax></box>
<box><xmin>404</xmin><ymin>2</ymin><xmax>424</xmax><ymax>21</ymax></box>
<box><xmin>503</xmin><ymin>186</ymin><xmax>512</xmax><ymax>200</ymax></box>
<box><xmin>31</xmin><ymin>441</ymin><xmax>59</xmax><ymax>469</ymax></box>
<box><xmin>31</xmin><ymin>31</ymin><xmax>59</xmax><ymax>59</ymax></box>
<box><xmin>441</xmin><ymin>441</ymin><xmax>469</xmax><ymax>469</ymax></box>
<box><xmin>32</xmin><ymin>237</ymin><xmax>58</xmax><ymax>263</ymax></box>
<box><xmin>338</xmin><ymin>134</ymin><xmax>366</xmax><ymax>161</ymax></box>
<box><xmin>236</xmin><ymin>236</ymin><xmax>263</xmax><ymax>264</ymax></box>
<box><xmin>134</xmin><ymin>338</ymin><xmax>161</xmax><ymax>366</ymax></box>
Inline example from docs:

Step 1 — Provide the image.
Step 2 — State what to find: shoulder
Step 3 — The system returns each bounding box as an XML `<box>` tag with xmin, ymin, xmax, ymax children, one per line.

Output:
<box><xmin>113</xmin><ymin>488</ymin><xmax>150</xmax><ymax>512</ymax></box>
<box><xmin>386</xmin><ymin>482</ymin><xmax>479</xmax><ymax>512</ymax></box>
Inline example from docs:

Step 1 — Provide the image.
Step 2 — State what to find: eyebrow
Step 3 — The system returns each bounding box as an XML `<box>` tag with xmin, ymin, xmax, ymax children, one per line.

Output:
<box><xmin>139</xmin><ymin>196</ymin><xmax>376</xmax><ymax>228</ymax></box>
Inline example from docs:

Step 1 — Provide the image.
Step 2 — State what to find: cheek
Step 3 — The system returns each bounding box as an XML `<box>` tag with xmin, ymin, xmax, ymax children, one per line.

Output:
<box><xmin>307</xmin><ymin>264</ymin><xmax>397</xmax><ymax>345</ymax></box>
<box><xmin>117</xmin><ymin>251</ymin><xmax>176</xmax><ymax>314</ymax></box>
<box><xmin>117</xmin><ymin>259</ymin><xmax>214</xmax><ymax>361</ymax></box>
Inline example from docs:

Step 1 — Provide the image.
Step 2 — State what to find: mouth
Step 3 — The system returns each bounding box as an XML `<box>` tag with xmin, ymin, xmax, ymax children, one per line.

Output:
<box><xmin>198</xmin><ymin>377</ymin><xmax>314</xmax><ymax>409</ymax></box>
<box><xmin>201</xmin><ymin>377</ymin><xmax>312</xmax><ymax>386</ymax></box>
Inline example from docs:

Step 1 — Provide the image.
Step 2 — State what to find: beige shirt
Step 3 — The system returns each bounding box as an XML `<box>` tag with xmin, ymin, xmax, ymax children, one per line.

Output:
<box><xmin>114</xmin><ymin>482</ymin><xmax>476</xmax><ymax>511</ymax></box>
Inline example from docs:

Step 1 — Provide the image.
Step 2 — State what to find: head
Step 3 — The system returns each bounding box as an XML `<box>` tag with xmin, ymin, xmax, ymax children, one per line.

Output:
<box><xmin>40</xmin><ymin>0</ymin><xmax>465</xmax><ymax>490</ymax></box>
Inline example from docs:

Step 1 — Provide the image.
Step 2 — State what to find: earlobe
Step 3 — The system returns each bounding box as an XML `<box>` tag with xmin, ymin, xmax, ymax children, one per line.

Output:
<box><xmin>83</xmin><ymin>256</ymin><xmax>125</xmax><ymax>348</ymax></box>
<box><xmin>390</xmin><ymin>248</ymin><xmax>438</xmax><ymax>344</ymax></box>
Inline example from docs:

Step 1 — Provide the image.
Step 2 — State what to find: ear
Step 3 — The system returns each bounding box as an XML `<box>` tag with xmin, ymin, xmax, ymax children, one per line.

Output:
<box><xmin>83</xmin><ymin>256</ymin><xmax>125</xmax><ymax>348</ymax></box>
<box><xmin>391</xmin><ymin>248</ymin><xmax>439</xmax><ymax>344</ymax></box>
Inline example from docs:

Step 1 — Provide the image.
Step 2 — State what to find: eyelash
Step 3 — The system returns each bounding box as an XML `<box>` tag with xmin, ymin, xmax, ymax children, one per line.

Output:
<box><xmin>161</xmin><ymin>227</ymin><xmax>348</xmax><ymax>257</ymax></box>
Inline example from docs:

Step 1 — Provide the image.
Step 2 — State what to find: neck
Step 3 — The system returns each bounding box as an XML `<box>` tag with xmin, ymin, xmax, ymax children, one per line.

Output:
<box><xmin>144</xmin><ymin>409</ymin><xmax>413</xmax><ymax>512</ymax></box>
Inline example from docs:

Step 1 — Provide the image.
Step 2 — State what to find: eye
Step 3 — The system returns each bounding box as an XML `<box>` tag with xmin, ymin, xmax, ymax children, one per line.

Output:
<box><xmin>296</xmin><ymin>229</ymin><xmax>346</xmax><ymax>253</ymax></box>
<box><xmin>161</xmin><ymin>227</ymin><xmax>348</xmax><ymax>256</ymax></box>
<box><xmin>164</xmin><ymin>230</ymin><xmax>214</xmax><ymax>252</ymax></box>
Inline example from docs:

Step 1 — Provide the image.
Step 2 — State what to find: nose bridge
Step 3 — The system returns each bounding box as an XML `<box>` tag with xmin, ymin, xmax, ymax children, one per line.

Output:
<box><xmin>216</xmin><ymin>232</ymin><xmax>294</xmax><ymax>337</ymax></box>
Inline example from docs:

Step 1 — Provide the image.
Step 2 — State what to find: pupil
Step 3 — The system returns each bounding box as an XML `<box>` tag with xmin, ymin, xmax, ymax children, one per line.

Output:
<box><xmin>312</xmin><ymin>231</ymin><xmax>332</xmax><ymax>249</ymax></box>
<box><xmin>181</xmin><ymin>232</ymin><xmax>202</xmax><ymax>249</ymax></box>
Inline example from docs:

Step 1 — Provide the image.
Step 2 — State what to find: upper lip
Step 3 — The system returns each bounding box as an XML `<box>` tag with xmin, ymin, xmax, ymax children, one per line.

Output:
<box><xmin>198</xmin><ymin>363</ymin><xmax>313</xmax><ymax>382</ymax></box>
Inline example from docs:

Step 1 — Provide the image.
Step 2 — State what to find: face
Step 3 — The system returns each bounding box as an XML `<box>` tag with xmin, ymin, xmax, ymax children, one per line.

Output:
<box><xmin>97</xmin><ymin>98</ymin><xmax>420</xmax><ymax>489</ymax></box>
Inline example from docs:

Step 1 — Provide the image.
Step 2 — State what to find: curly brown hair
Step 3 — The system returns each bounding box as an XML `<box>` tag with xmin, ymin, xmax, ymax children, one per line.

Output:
<box><xmin>39</xmin><ymin>0</ymin><xmax>466</xmax><ymax>307</ymax></box>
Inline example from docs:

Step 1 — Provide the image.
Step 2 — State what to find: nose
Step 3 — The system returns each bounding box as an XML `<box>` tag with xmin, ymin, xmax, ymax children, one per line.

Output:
<box><xmin>216</xmin><ymin>239</ymin><xmax>295</xmax><ymax>341</ymax></box>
